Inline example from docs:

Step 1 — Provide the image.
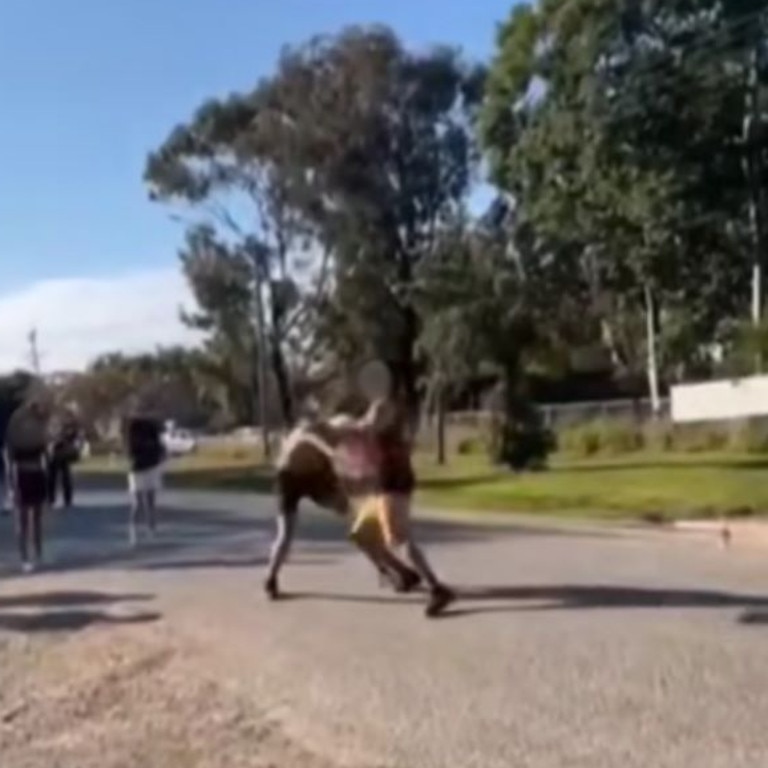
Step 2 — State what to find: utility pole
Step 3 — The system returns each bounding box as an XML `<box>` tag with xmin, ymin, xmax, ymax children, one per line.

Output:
<box><xmin>743</xmin><ymin>41</ymin><xmax>765</xmax><ymax>331</ymax></box>
<box><xmin>742</xmin><ymin>30</ymin><xmax>766</xmax><ymax>372</ymax></box>
<box><xmin>249</xmin><ymin>248</ymin><xmax>272</xmax><ymax>461</ymax></box>
<box><xmin>27</xmin><ymin>328</ymin><xmax>41</xmax><ymax>375</ymax></box>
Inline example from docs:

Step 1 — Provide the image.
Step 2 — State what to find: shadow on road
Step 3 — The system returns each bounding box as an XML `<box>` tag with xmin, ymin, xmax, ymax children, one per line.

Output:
<box><xmin>442</xmin><ymin>583</ymin><xmax>768</xmax><ymax>619</ymax></box>
<box><xmin>0</xmin><ymin>493</ymin><xmax>598</xmax><ymax>579</ymax></box>
<box><xmin>0</xmin><ymin>590</ymin><xmax>152</xmax><ymax>609</ymax></box>
<box><xmin>738</xmin><ymin>609</ymin><xmax>768</xmax><ymax>626</ymax></box>
<box><xmin>0</xmin><ymin>609</ymin><xmax>161</xmax><ymax>634</ymax></box>
<box><xmin>0</xmin><ymin>589</ymin><xmax>160</xmax><ymax>634</ymax></box>
<box><xmin>280</xmin><ymin>583</ymin><xmax>768</xmax><ymax>622</ymax></box>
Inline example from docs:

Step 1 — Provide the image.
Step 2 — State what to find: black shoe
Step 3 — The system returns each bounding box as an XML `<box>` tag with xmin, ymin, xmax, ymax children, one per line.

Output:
<box><xmin>394</xmin><ymin>568</ymin><xmax>422</xmax><ymax>594</ymax></box>
<box><xmin>425</xmin><ymin>585</ymin><xmax>456</xmax><ymax>618</ymax></box>
<box><xmin>264</xmin><ymin>576</ymin><xmax>279</xmax><ymax>601</ymax></box>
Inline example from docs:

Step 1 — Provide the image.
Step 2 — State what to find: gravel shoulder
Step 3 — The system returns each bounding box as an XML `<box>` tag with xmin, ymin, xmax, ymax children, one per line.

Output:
<box><xmin>0</xmin><ymin>613</ymin><xmax>344</xmax><ymax>768</ymax></box>
<box><xmin>2</xmin><ymin>491</ymin><xmax>768</xmax><ymax>768</ymax></box>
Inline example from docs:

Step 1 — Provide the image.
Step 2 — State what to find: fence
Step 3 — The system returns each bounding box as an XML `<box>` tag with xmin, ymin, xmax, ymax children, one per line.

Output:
<box><xmin>415</xmin><ymin>398</ymin><xmax>671</xmax><ymax>452</ymax></box>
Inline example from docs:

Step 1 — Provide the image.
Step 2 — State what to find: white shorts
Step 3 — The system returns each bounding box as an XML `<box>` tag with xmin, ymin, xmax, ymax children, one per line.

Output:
<box><xmin>128</xmin><ymin>466</ymin><xmax>163</xmax><ymax>494</ymax></box>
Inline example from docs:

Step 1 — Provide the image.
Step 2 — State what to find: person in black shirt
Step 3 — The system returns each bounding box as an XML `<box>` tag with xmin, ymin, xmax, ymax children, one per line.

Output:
<box><xmin>48</xmin><ymin>413</ymin><xmax>81</xmax><ymax>508</ymax></box>
<box><xmin>124</xmin><ymin>415</ymin><xmax>165</xmax><ymax>547</ymax></box>
<box><xmin>5</xmin><ymin>397</ymin><xmax>51</xmax><ymax>572</ymax></box>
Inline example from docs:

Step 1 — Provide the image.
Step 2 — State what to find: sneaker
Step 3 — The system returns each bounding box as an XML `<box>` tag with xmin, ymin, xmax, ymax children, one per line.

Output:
<box><xmin>392</xmin><ymin>568</ymin><xmax>423</xmax><ymax>594</ymax></box>
<box><xmin>425</xmin><ymin>585</ymin><xmax>456</xmax><ymax>618</ymax></box>
<box><xmin>21</xmin><ymin>560</ymin><xmax>35</xmax><ymax>574</ymax></box>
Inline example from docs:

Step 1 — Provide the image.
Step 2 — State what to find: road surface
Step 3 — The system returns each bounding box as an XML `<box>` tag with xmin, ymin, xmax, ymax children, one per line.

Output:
<box><xmin>1</xmin><ymin>490</ymin><xmax>767</xmax><ymax>767</ymax></box>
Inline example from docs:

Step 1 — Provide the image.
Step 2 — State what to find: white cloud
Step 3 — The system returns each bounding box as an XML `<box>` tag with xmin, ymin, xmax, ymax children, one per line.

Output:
<box><xmin>0</xmin><ymin>268</ymin><xmax>203</xmax><ymax>373</ymax></box>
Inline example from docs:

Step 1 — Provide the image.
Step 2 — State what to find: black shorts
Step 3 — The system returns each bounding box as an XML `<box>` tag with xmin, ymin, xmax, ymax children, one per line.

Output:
<box><xmin>14</xmin><ymin>468</ymin><xmax>48</xmax><ymax>508</ymax></box>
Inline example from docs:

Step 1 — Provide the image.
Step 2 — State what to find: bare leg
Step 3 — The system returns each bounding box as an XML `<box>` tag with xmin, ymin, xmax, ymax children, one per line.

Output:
<box><xmin>16</xmin><ymin>505</ymin><xmax>29</xmax><ymax>566</ymax></box>
<box><xmin>129</xmin><ymin>490</ymin><xmax>143</xmax><ymax>546</ymax></box>
<box><xmin>146</xmin><ymin>489</ymin><xmax>157</xmax><ymax>534</ymax></box>
<box><xmin>380</xmin><ymin>494</ymin><xmax>455</xmax><ymax>617</ymax></box>
<box><xmin>348</xmin><ymin>498</ymin><xmax>421</xmax><ymax>592</ymax></box>
<box><xmin>31</xmin><ymin>504</ymin><xmax>43</xmax><ymax>563</ymax></box>
<box><xmin>264</xmin><ymin>507</ymin><xmax>297</xmax><ymax>600</ymax></box>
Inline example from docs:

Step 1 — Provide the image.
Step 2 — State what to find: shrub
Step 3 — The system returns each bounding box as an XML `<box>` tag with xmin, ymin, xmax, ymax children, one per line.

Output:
<box><xmin>490</xmin><ymin>402</ymin><xmax>554</xmax><ymax>471</ymax></box>
<box><xmin>642</xmin><ymin>420</ymin><xmax>675</xmax><ymax>453</ymax></box>
<box><xmin>727</xmin><ymin>418</ymin><xmax>768</xmax><ymax>454</ymax></box>
<box><xmin>557</xmin><ymin>418</ymin><xmax>642</xmax><ymax>457</ymax></box>
<box><xmin>671</xmin><ymin>424</ymin><xmax>730</xmax><ymax>453</ymax></box>
<box><xmin>557</xmin><ymin>416</ymin><xmax>768</xmax><ymax>457</ymax></box>
<box><xmin>456</xmin><ymin>436</ymin><xmax>484</xmax><ymax>456</ymax></box>
<box><xmin>557</xmin><ymin>422</ymin><xmax>602</xmax><ymax>457</ymax></box>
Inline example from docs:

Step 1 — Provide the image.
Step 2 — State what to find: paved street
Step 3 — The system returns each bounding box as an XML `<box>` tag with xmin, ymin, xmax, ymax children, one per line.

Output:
<box><xmin>1</xmin><ymin>491</ymin><xmax>767</xmax><ymax>767</ymax></box>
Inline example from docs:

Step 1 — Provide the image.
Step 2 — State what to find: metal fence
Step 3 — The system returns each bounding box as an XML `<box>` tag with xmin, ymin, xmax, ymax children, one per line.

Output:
<box><xmin>437</xmin><ymin>398</ymin><xmax>669</xmax><ymax>430</ymax></box>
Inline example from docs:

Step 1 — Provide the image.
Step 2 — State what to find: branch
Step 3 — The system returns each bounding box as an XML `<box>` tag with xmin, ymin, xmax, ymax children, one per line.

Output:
<box><xmin>282</xmin><ymin>245</ymin><xmax>334</xmax><ymax>336</ymax></box>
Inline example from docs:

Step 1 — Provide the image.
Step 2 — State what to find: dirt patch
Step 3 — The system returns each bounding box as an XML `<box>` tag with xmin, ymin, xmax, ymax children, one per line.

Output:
<box><xmin>0</xmin><ymin>622</ymin><xmax>342</xmax><ymax>768</ymax></box>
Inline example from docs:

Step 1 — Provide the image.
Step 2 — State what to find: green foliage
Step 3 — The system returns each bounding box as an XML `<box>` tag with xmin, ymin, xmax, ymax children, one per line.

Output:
<box><xmin>480</xmin><ymin>0</ymin><xmax>768</xmax><ymax>386</ymax></box>
<box><xmin>556</xmin><ymin>416</ymin><xmax>768</xmax><ymax>458</ymax></box>
<box><xmin>727</xmin><ymin>418</ymin><xmax>768</xmax><ymax>453</ymax></box>
<box><xmin>137</xmin><ymin>7</ymin><xmax>768</xmax><ymax>478</ymax></box>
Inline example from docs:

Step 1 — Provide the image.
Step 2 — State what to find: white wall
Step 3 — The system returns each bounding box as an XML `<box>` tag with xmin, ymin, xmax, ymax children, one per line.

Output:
<box><xmin>671</xmin><ymin>375</ymin><xmax>768</xmax><ymax>423</ymax></box>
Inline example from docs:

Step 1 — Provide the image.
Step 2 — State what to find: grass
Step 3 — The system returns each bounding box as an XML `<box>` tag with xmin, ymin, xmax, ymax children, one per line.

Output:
<box><xmin>77</xmin><ymin>446</ymin><xmax>768</xmax><ymax>522</ymax></box>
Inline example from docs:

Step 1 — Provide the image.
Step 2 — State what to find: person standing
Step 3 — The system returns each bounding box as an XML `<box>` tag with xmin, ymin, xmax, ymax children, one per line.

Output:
<box><xmin>124</xmin><ymin>413</ymin><xmax>165</xmax><ymax>547</ymax></box>
<box><xmin>5</xmin><ymin>395</ymin><xmax>51</xmax><ymax>572</ymax></box>
<box><xmin>349</xmin><ymin>395</ymin><xmax>456</xmax><ymax>617</ymax></box>
<box><xmin>48</xmin><ymin>412</ymin><xmax>81</xmax><ymax>508</ymax></box>
<box><xmin>0</xmin><ymin>445</ymin><xmax>9</xmax><ymax>515</ymax></box>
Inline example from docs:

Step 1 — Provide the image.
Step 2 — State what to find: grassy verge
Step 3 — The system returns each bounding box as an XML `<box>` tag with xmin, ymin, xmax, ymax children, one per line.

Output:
<box><xmin>77</xmin><ymin>449</ymin><xmax>768</xmax><ymax>521</ymax></box>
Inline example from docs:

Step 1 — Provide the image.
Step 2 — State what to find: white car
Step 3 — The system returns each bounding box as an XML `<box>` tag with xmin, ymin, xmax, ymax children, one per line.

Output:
<box><xmin>163</xmin><ymin>428</ymin><xmax>197</xmax><ymax>457</ymax></box>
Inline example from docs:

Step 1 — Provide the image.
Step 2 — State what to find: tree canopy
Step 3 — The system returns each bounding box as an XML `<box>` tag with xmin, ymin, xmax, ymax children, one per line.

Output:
<box><xmin>131</xmin><ymin>10</ymin><xmax>768</xmax><ymax>466</ymax></box>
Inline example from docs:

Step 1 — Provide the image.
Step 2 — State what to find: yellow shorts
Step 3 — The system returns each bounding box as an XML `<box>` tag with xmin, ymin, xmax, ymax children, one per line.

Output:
<box><xmin>350</xmin><ymin>493</ymin><xmax>411</xmax><ymax>548</ymax></box>
<box><xmin>350</xmin><ymin>495</ymin><xmax>386</xmax><ymax>548</ymax></box>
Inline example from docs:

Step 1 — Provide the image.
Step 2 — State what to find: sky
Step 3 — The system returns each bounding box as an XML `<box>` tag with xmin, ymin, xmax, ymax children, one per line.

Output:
<box><xmin>0</xmin><ymin>0</ymin><xmax>515</xmax><ymax>372</ymax></box>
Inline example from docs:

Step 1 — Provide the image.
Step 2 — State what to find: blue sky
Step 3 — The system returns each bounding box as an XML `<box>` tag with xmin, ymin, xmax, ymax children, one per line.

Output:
<box><xmin>0</xmin><ymin>0</ymin><xmax>515</xmax><ymax>370</ymax></box>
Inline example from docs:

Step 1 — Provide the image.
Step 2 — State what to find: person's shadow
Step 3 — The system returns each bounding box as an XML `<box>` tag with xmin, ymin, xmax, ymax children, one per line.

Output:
<box><xmin>0</xmin><ymin>590</ymin><xmax>161</xmax><ymax>634</ymax></box>
<box><xmin>283</xmin><ymin>583</ymin><xmax>768</xmax><ymax>625</ymax></box>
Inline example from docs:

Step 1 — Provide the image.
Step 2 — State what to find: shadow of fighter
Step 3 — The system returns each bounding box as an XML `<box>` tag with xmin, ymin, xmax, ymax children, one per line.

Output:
<box><xmin>264</xmin><ymin>414</ymin><xmax>421</xmax><ymax>600</ymax></box>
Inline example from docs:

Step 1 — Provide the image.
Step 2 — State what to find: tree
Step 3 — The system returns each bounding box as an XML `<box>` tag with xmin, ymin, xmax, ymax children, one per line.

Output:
<box><xmin>60</xmin><ymin>347</ymin><xmax>224</xmax><ymax>443</ymax></box>
<box><xmin>481</xmin><ymin>0</ymin><xmax>768</xmax><ymax>404</ymax></box>
<box><xmin>242</xmin><ymin>25</ymin><xmax>485</xmax><ymax>416</ymax></box>
<box><xmin>416</xmin><ymin>209</ymin><xmax>557</xmax><ymax>470</ymax></box>
<box><xmin>177</xmin><ymin>226</ymin><xmax>263</xmax><ymax>427</ymax></box>
<box><xmin>144</xmin><ymin>76</ymin><xmax>330</xmax><ymax>430</ymax></box>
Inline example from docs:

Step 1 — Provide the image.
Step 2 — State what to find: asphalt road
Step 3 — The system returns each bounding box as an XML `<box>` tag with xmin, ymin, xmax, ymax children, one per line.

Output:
<box><xmin>1</xmin><ymin>490</ymin><xmax>768</xmax><ymax>768</ymax></box>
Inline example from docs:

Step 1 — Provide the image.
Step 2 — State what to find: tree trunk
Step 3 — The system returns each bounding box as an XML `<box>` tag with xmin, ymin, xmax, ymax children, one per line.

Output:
<box><xmin>252</xmin><ymin>278</ymin><xmax>272</xmax><ymax>460</ymax></box>
<box><xmin>269</xmin><ymin>338</ymin><xmax>294</xmax><ymax>427</ymax></box>
<box><xmin>435</xmin><ymin>381</ymin><xmax>447</xmax><ymax>466</ymax></box>
<box><xmin>644</xmin><ymin>283</ymin><xmax>661</xmax><ymax>417</ymax></box>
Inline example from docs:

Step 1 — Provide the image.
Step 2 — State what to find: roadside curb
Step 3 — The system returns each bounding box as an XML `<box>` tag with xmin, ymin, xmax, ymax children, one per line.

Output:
<box><xmin>672</xmin><ymin>519</ymin><xmax>768</xmax><ymax>551</ymax></box>
<box><xmin>417</xmin><ymin>505</ymin><xmax>667</xmax><ymax>540</ymax></box>
<box><xmin>419</xmin><ymin>505</ymin><xmax>768</xmax><ymax>552</ymax></box>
